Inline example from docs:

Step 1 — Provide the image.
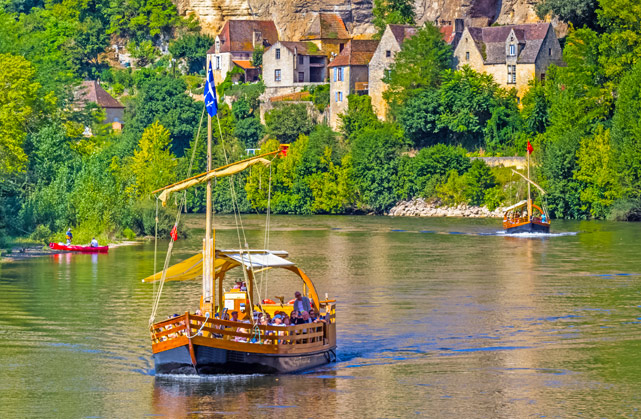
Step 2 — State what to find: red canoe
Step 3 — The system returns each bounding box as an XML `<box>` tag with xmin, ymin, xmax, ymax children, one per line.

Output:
<box><xmin>49</xmin><ymin>243</ymin><xmax>109</xmax><ymax>253</ymax></box>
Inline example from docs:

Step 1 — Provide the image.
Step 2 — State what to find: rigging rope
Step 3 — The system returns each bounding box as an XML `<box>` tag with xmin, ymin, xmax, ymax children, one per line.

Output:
<box><xmin>149</xmin><ymin>106</ymin><xmax>206</xmax><ymax>326</ymax></box>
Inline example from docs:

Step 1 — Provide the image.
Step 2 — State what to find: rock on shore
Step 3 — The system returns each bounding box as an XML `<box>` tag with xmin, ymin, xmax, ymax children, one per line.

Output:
<box><xmin>388</xmin><ymin>198</ymin><xmax>504</xmax><ymax>218</ymax></box>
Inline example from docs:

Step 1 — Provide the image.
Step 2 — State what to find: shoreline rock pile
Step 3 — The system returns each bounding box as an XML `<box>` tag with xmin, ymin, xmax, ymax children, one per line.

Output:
<box><xmin>388</xmin><ymin>198</ymin><xmax>504</xmax><ymax>218</ymax></box>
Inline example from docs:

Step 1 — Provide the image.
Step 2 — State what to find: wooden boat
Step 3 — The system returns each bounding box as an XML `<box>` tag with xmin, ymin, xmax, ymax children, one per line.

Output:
<box><xmin>49</xmin><ymin>242</ymin><xmax>109</xmax><ymax>252</ymax></box>
<box><xmin>502</xmin><ymin>141</ymin><xmax>550</xmax><ymax>234</ymax></box>
<box><xmin>145</xmin><ymin>65</ymin><xmax>336</xmax><ymax>375</ymax></box>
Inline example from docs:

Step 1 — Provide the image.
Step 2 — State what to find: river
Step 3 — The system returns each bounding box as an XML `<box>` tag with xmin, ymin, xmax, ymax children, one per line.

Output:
<box><xmin>1</xmin><ymin>215</ymin><xmax>640</xmax><ymax>418</ymax></box>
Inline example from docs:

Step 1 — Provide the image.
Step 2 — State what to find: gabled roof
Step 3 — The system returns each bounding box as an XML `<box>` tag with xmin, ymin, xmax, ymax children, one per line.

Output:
<box><xmin>208</xmin><ymin>20</ymin><xmax>279</xmax><ymax>54</ymax></box>
<box><xmin>77</xmin><ymin>81</ymin><xmax>124</xmax><ymax>109</ymax></box>
<box><xmin>302</xmin><ymin>13</ymin><xmax>350</xmax><ymax>40</ymax></box>
<box><xmin>466</xmin><ymin>23</ymin><xmax>552</xmax><ymax>64</ymax></box>
<box><xmin>328</xmin><ymin>39</ymin><xmax>379</xmax><ymax>68</ymax></box>
<box><xmin>387</xmin><ymin>24</ymin><xmax>418</xmax><ymax>46</ymax></box>
<box><xmin>275</xmin><ymin>41</ymin><xmax>326</xmax><ymax>56</ymax></box>
<box><xmin>232</xmin><ymin>60</ymin><xmax>255</xmax><ymax>70</ymax></box>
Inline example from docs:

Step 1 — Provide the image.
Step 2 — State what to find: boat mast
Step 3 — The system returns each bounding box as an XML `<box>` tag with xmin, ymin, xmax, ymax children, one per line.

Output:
<box><xmin>527</xmin><ymin>144</ymin><xmax>532</xmax><ymax>220</ymax></box>
<box><xmin>203</xmin><ymin>108</ymin><xmax>214</xmax><ymax>314</ymax></box>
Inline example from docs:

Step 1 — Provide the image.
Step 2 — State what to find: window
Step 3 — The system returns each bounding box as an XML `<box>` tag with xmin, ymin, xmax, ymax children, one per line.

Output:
<box><xmin>274</xmin><ymin>69</ymin><xmax>281</xmax><ymax>82</ymax></box>
<box><xmin>509</xmin><ymin>44</ymin><xmax>516</xmax><ymax>57</ymax></box>
<box><xmin>540</xmin><ymin>73</ymin><xmax>546</xmax><ymax>85</ymax></box>
<box><xmin>335</xmin><ymin>91</ymin><xmax>342</xmax><ymax>102</ymax></box>
<box><xmin>215</xmin><ymin>56</ymin><xmax>220</xmax><ymax>70</ymax></box>
<box><xmin>298</xmin><ymin>72</ymin><xmax>304</xmax><ymax>82</ymax></box>
<box><xmin>299</xmin><ymin>55</ymin><xmax>304</xmax><ymax>65</ymax></box>
<box><xmin>507</xmin><ymin>65</ymin><xmax>516</xmax><ymax>84</ymax></box>
<box><xmin>465</xmin><ymin>51</ymin><xmax>470</xmax><ymax>61</ymax></box>
<box><xmin>275</xmin><ymin>48</ymin><xmax>280</xmax><ymax>60</ymax></box>
<box><xmin>337</xmin><ymin>67</ymin><xmax>344</xmax><ymax>81</ymax></box>
<box><xmin>386</xmin><ymin>50</ymin><xmax>391</xmax><ymax>58</ymax></box>
<box><xmin>333</xmin><ymin>68</ymin><xmax>337</xmax><ymax>82</ymax></box>
<box><xmin>549</xmin><ymin>47</ymin><xmax>552</xmax><ymax>56</ymax></box>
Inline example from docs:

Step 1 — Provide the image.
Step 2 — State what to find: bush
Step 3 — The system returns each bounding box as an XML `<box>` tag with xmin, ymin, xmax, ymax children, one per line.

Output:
<box><xmin>122</xmin><ymin>227</ymin><xmax>136</xmax><ymax>240</ymax></box>
<box><xmin>131</xmin><ymin>201</ymin><xmax>187</xmax><ymax>238</ymax></box>
<box><xmin>30</xmin><ymin>225</ymin><xmax>52</xmax><ymax>245</ymax></box>
<box><xmin>607</xmin><ymin>198</ymin><xmax>641</xmax><ymax>221</ymax></box>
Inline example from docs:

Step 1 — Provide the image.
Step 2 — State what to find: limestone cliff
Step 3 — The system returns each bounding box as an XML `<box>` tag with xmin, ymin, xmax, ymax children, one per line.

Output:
<box><xmin>176</xmin><ymin>0</ymin><xmax>547</xmax><ymax>39</ymax></box>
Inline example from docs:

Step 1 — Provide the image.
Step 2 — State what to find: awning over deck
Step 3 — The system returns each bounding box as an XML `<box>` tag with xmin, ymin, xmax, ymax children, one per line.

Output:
<box><xmin>142</xmin><ymin>250</ymin><xmax>293</xmax><ymax>283</ymax></box>
<box><xmin>503</xmin><ymin>200</ymin><xmax>527</xmax><ymax>212</ymax></box>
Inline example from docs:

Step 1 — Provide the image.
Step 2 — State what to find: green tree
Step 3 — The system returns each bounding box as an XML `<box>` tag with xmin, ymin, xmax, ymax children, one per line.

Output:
<box><xmin>521</xmin><ymin>80</ymin><xmax>550</xmax><ymax>134</ymax></box>
<box><xmin>121</xmin><ymin>74</ymin><xmax>201</xmax><ymax>156</ymax></box>
<box><xmin>169</xmin><ymin>33</ymin><xmax>214</xmax><ymax>74</ymax></box>
<box><xmin>464</xmin><ymin>159</ymin><xmax>496</xmax><ymax>205</ymax></box>
<box><xmin>597</xmin><ymin>0</ymin><xmax>641</xmax><ymax>82</ymax></box>
<box><xmin>575</xmin><ymin>125</ymin><xmax>621</xmax><ymax>218</ymax></box>
<box><xmin>251</xmin><ymin>45</ymin><xmax>264</xmax><ymax>68</ymax></box>
<box><xmin>397</xmin><ymin>88</ymin><xmax>442</xmax><ymax>147</ymax></box>
<box><xmin>372</xmin><ymin>0</ymin><xmax>416</xmax><ymax>38</ymax></box>
<box><xmin>265</xmin><ymin>103</ymin><xmax>314</xmax><ymax>143</ymax></box>
<box><xmin>350</xmin><ymin>123</ymin><xmax>405</xmax><ymax>212</ymax></box>
<box><xmin>536</xmin><ymin>0</ymin><xmax>598</xmax><ymax>30</ymax></box>
<box><xmin>125</xmin><ymin>121</ymin><xmax>177</xmax><ymax>199</ymax></box>
<box><xmin>383</xmin><ymin>22</ymin><xmax>453</xmax><ymax>113</ymax></box>
<box><xmin>0</xmin><ymin>53</ymin><xmax>41</xmax><ymax>175</ymax></box>
<box><xmin>339</xmin><ymin>94</ymin><xmax>381</xmax><ymax>140</ymax></box>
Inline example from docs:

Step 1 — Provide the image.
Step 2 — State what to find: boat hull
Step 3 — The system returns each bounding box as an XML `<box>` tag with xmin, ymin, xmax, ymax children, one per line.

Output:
<box><xmin>153</xmin><ymin>343</ymin><xmax>337</xmax><ymax>375</ymax></box>
<box><xmin>49</xmin><ymin>243</ymin><xmax>109</xmax><ymax>253</ymax></box>
<box><xmin>505</xmin><ymin>221</ymin><xmax>550</xmax><ymax>234</ymax></box>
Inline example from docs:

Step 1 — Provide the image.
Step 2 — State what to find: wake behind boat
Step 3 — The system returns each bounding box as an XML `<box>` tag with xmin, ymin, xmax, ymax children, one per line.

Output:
<box><xmin>49</xmin><ymin>242</ymin><xmax>109</xmax><ymax>253</ymax></box>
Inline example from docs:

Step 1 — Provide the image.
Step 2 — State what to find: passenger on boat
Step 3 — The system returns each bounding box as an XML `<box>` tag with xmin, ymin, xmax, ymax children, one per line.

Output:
<box><xmin>293</xmin><ymin>291</ymin><xmax>311</xmax><ymax>314</ymax></box>
<box><xmin>542</xmin><ymin>213</ymin><xmax>547</xmax><ymax>223</ymax></box>
<box><xmin>230</xmin><ymin>311</ymin><xmax>239</xmax><ymax>322</ymax></box>
<box><xmin>233</xmin><ymin>281</ymin><xmax>242</xmax><ymax>289</ymax></box>
<box><xmin>66</xmin><ymin>228</ymin><xmax>73</xmax><ymax>245</ymax></box>
<box><xmin>90</xmin><ymin>237</ymin><xmax>99</xmax><ymax>247</ymax></box>
<box><xmin>309</xmin><ymin>309</ymin><xmax>325</xmax><ymax>324</ymax></box>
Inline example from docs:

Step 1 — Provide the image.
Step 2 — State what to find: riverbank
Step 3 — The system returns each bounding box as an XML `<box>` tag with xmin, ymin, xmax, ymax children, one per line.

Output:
<box><xmin>388</xmin><ymin>198</ymin><xmax>504</xmax><ymax>218</ymax></box>
<box><xmin>0</xmin><ymin>240</ymin><xmax>142</xmax><ymax>262</ymax></box>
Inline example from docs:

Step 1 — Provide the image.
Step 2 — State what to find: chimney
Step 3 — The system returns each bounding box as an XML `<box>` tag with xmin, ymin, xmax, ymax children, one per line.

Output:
<box><xmin>455</xmin><ymin>19</ymin><xmax>464</xmax><ymax>34</ymax></box>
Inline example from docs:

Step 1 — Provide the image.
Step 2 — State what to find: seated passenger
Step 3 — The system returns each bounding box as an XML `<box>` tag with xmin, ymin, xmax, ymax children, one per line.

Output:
<box><xmin>232</xmin><ymin>281</ymin><xmax>242</xmax><ymax>289</ymax></box>
<box><xmin>300</xmin><ymin>311</ymin><xmax>312</xmax><ymax>324</ymax></box>
<box><xmin>230</xmin><ymin>311</ymin><xmax>239</xmax><ymax>322</ymax></box>
<box><xmin>309</xmin><ymin>309</ymin><xmax>325</xmax><ymax>324</ymax></box>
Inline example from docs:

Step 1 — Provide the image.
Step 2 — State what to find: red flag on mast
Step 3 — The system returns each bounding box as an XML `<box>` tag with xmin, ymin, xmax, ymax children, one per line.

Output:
<box><xmin>170</xmin><ymin>225</ymin><xmax>178</xmax><ymax>241</ymax></box>
<box><xmin>527</xmin><ymin>141</ymin><xmax>534</xmax><ymax>154</ymax></box>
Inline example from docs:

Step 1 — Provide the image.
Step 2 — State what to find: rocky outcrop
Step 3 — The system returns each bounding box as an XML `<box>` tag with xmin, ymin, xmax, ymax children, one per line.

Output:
<box><xmin>388</xmin><ymin>198</ymin><xmax>505</xmax><ymax>218</ymax></box>
<box><xmin>176</xmin><ymin>0</ymin><xmax>546</xmax><ymax>39</ymax></box>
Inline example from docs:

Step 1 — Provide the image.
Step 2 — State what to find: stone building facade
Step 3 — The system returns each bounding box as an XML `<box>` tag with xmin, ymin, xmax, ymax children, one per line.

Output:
<box><xmin>453</xmin><ymin>23</ymin><xmax>563</xmax><ymax>98</ymax></box>
<box><xmin>262</xmin><ymin>41</ymin><xmax>328</xmax><ymax>98</ymax></box>
<box><xmin>76</xmin><ymin>81</ymin><xmax>125</xmax><ymax>132</ymax></box>
<box><xmin>206</xmin><ymin>20</ymin><xmax>279</xmax><ymax>85</ymax></box>
<box><xmin>368</xmin><ymin>25</ymin><xmax>418</xmax><ymax>120</ymax></box>
<box><xmin>327</xmin><ymin>39</ymin><xmax>379</xmax><ymax>129</ymax></box>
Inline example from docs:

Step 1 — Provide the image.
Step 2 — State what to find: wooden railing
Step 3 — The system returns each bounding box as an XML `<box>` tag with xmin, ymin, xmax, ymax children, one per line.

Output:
<box><xmin>151</xmin><ymin>308</ymin><xmax>335</xmax><ymax>349</ymax></box>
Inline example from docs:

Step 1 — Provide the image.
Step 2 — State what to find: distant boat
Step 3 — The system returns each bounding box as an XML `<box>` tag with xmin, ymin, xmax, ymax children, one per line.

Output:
<box><xmin>49</xmin><ymin>243</ymin><xmax>109</xmax><ymax>253</ymax></box>
<box><xmin>502</xmin><ymin>141</ymin><xmax>550</xmax><ymax>234</ymax></box>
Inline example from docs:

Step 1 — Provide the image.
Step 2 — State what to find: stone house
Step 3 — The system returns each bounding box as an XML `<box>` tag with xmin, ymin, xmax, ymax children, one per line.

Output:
<box><xmin>262</xmin><ymin>41</ymin><xmax>327</xmax><ymax>98</ymax></box>
<box><xmin>206</xmin><ymin>20</ymin><xmax>279</xmax><ymax>85</ymax></box>
<box><xmin>300</xmin><ymin>13</ymin><xmax>351</xmax><ymax>58</ymax></box>
<box><xmin>368</xmin><ymin>21</ymin><xmax>464</xmax><ymax>120</ymax></box>
<box><xmin>76</xmin><ymin>81</ymin><xmax>125</xmax><ymax>132</ymax></box>
<box><xmin>327</xmin><ymin>39</ymin><xmax>379</xmax><ymax>129</ymax></box>
<box><xmin>453</xmin><ymin>23</ymin><xmax>563</xmax><ymax>99</ymax></box>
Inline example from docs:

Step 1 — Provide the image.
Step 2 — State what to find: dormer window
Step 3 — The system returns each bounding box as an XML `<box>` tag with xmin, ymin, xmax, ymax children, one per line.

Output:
<box><xmin>466</xmin><ymin>51</ymin><xmax>470</xmax><ymax>61</ymax></box>
<box><xmin>509</xmin><ymin>44</ymin><xmax>516</xmax><ymax>57</ymax></box>
<box><xmin>215</xmin><ymin>40</ymin><xmax>220</xmax><ymax>54</ymax></box>
<box><xmin>276</xmin><ymin>48</ymin><xmax>281</xmax><ymax>60</ymax></box>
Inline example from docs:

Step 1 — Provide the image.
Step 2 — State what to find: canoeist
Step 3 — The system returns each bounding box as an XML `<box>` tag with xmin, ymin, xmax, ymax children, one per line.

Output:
<box><xmin>66</xmin><ymin>228</ymin><xmax>73</xmax><ymax>245</ymax></box>
<box><xmin>90</xmin><ymin>237</ymin><xmax>99</xmax><ymax>247</ymax></box>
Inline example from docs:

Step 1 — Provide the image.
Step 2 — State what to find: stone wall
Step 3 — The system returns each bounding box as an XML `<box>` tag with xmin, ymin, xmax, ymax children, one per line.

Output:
<box><xmin>388</xmin><ymin>198</ymin><xmax>505</xmax><ymax>218</ymax></box>
<box><xmin>368</xmin><ymin>26</ymin><xmax>402</xmax><ymax>120</ymax></box>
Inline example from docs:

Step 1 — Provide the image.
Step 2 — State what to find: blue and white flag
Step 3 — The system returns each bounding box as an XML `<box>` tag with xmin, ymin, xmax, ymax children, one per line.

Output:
<box><xmin>204</xmin><ymin>62</ymin><xmax>217</xmax><ymax>117</ymax></box>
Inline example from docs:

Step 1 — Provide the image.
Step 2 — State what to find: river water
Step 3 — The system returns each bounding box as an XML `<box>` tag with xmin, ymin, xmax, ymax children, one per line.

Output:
<box><xmin>1</xmin><ymin>215</ymin><xmax>640</xmax><ymax>418</ymax></box>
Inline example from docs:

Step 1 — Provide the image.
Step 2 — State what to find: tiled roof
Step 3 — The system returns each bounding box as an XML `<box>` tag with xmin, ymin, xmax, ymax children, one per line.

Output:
<box><xmin>388</xmin><ymin>24</ymin><xmax>418</xmax><ymax>46</ymax></box>
<box><xmin>77</xmin><ymin>81</ymin><xmax>123</xmax><ymax>108</ymax></box>
<box><xmin>208</xmin><ymin>20</ymin><xmax>278</xmax><ymax>54</ymax></box>
<box><xmin>302</xmin><ymin>13</ymin><xmax>350</xmax><ymax>40</ymax></box>
<box><xmin>277</xmin><ymin>41</ymin><xmax>326</xmax><ymax>56</ymax></box>
<box><xmin>467</xmin><ymin>23</ymin><xmax>551</xmax><ymax>64</ymax></box>
<box><xmin>328</xmin><ymin>39</ymin><xmax>379</xmax><ymax>68</ymax></box>
<box><xmin>232</xmin><ymin>60</ymin><xmax>255</xmax><ymax>70</ymax></box>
